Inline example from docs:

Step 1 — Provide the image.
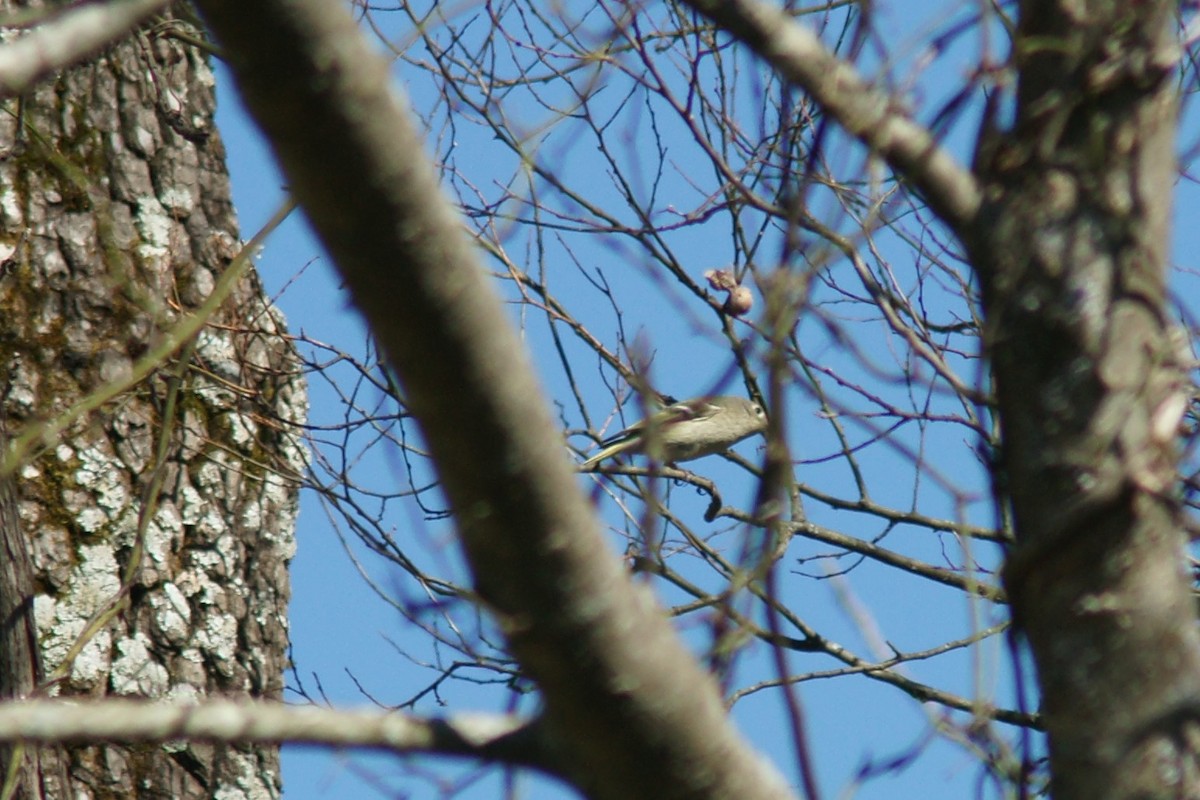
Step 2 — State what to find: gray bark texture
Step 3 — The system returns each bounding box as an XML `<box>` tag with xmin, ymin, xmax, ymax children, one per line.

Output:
<box><xmin>0</xmin><ymin>3</ymin><xmax>305</xmax><ymax>798</ymax></box>
<box><xmin>970</xmin><ymin>2</ymin><xmax>1200</xmax><ymax>798</ymax></box>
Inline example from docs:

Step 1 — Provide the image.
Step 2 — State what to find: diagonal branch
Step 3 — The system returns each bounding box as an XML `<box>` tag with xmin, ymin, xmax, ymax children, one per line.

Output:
<box><xmin>0</xmin><ymin>0</ymin><xmax>169</xmax><ymax>98</ymax></box>
<box><xmin>193</xmin><ymin>0</ymin><xmax>796</xmax><ymax>798</ymax></box>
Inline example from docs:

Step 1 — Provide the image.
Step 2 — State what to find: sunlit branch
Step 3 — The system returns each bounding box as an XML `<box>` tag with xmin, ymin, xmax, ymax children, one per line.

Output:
<box><xmin>0</xmin><ymin>699</ymin><xmax>552</xmax><ymax>770</ymax></box>
<box><xmin>0</xmin><ymin>0</ymin><xmax>169</xmax><ymax>97</ymax></box>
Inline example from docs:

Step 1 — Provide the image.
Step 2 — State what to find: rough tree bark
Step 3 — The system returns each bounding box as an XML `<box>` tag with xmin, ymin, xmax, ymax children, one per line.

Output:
<box><xmin>969</xmin><ymin>3</ymin><xmax>1200</xmax><ymax>798</ymax></box>
<box><xmin>0</xmin><ymin>438</ymin><xmax>65</xmax><ymax>799</ymax></box>
<box><xmin>0</xmin><ymin>3</ymin><xmax>305</xmax><ymax>798</ymax></box>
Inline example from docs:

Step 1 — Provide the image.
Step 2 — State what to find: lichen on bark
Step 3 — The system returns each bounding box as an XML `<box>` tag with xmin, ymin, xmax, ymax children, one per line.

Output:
<box><xmin>0</xmin><ymin>7</ymin><xmax>305</xmax><ymax>798</ymax></box>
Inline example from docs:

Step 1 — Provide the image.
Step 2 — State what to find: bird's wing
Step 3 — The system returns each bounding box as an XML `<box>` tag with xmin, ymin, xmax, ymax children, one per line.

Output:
<box><xmin>656</xmin><ymin>398</ymin><xmax>721</xmax><ymax>425</ymax></box>
<box><xmin>580</xmin><ymin>398</ymin><xmax>721</xmax><ymax>470</ymax></box>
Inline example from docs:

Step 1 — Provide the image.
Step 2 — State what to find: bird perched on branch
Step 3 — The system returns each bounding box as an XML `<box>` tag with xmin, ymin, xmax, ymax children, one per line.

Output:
<box><xmin>580</xmin><ymin>395</ymin><xmax>768</xmax><ymax>470</ymax></box>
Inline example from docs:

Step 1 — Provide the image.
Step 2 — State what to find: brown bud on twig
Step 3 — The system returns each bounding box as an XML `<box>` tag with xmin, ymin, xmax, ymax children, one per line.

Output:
<box><xmin>723</xmin><ymin>285</ymin><xmax>753</xmax><ymax>316</ymax></box>
<box><xmin>704</xmin><ymin>268</ymin><xmax>754</xmax><ymax>317</ymax></box>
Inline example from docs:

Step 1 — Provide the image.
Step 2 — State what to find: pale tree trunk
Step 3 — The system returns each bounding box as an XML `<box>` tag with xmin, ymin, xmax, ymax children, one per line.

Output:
<box><xmin>0</xmin><ymin>3</ymin><xmax>305</xmax><ymax>798</ymax></box>
<box><xmin>969</xmin><ymin>2</ymin><xmax>1200</xmax><ymax>798</ymax></box>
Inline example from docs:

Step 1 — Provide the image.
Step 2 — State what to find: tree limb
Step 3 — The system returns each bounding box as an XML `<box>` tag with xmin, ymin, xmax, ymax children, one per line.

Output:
<box><xmin>0</xmin><ymin>0</ymin><xmax>169</xmax><ymax>98</ymax></box>
<box><xmin>0</xmin><ymin>699</ymin><xmax>549</xmax><ymax>768</ymax></box>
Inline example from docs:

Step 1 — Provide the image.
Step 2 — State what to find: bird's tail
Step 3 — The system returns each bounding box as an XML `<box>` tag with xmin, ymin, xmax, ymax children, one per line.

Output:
<box><xmin>579</xmin><ymin>437</ymin><xmax>638</xmax><ymax>470</ymax></box>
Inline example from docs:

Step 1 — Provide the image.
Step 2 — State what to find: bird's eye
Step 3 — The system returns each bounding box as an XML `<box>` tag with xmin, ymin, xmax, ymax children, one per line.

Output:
<box><xmin>754</xmin><ymin>405</ymin><xmax>764</xmax><ymax>416</ymax></box>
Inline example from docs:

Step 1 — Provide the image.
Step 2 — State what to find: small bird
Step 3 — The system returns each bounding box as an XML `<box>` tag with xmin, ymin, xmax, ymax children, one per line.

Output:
<box><xmin>580</xmin><ymin>395</ymin><xmax>768</xmax><ymax>470</ymax></box>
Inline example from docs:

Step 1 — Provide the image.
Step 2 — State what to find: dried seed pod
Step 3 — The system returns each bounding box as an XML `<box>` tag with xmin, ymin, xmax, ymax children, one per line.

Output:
<box><xmin>704</xmin><ymin>268</ymin><xmax>753</xmax><ymax>317</ymax></box>
<box><xmin>723</xmin><ymin>285</ymin><xmax>754</xmax><ymax>316</ymax></box>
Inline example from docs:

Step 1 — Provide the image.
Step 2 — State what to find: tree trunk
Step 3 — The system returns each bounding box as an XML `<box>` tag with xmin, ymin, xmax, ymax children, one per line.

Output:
<box><xmin>0</xmin><ymin>3</ymin><xmax>305</xmax><ymax>797</ymax></box>
<box><xmin>971</xmin><ymin>2</ymin><xmax>1200</xmax><ymax>797</ymax></box>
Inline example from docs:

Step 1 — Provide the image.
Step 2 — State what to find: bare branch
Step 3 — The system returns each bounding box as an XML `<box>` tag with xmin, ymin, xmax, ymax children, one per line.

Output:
<box><xmin>677</xmin><ymin>0</ymin><xmax>982</xmax><ymax>229</ymax></box>
<box><xmin>0</xmin><ymin>699</ymin><xmax>550</xmax><ymax>769</ymax></box>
